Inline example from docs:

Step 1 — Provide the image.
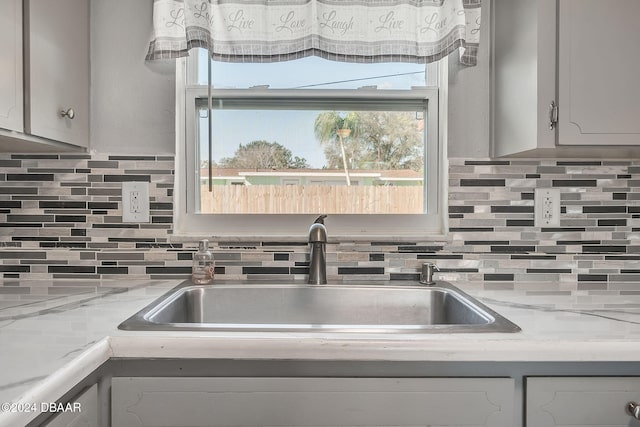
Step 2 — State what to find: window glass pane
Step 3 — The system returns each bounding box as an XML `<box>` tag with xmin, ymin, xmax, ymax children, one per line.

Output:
<box><xmin>198</xmin><ymin>105</ymin><xmax>426</xmax><ymax>214</ymax></box>
<box><xmin>196</xmin><ymin>49</ymin><xmax>426</xmax><ymax>89</ymax></box>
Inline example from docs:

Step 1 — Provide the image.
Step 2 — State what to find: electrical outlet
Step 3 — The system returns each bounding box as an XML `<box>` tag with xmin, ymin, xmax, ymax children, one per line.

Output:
<box><xmin>122</xmin><ymin>182</ymin><xmax>149</xmax><ymax>223</ymax></box>
<box><xmin>129</xmin><ymin>191</ymin><xmax>140</xmax><ymax>213</ymax></box>
<box><xmin>535</xmin><ymin>188</ymin><xmax>561</xmax><ymax>227</ymax></box>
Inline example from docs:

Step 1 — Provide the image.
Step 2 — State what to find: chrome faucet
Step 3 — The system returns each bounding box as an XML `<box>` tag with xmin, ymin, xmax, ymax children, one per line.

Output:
<box><xmin>308</xmin><ymin>215</ymin><xmax>327</xmax><ymax>285</ymax></box>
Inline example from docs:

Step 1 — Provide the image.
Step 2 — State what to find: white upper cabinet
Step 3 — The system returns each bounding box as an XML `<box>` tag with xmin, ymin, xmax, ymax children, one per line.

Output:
<box><xmin>25</xmin><ymin>0</ymin><xmax>89</xmax><ymax>148</ymax></box>
<box><xmin>0</xmin><ymin>0</ymin><xmax>89</xmax><ymax>151</ymax></box>
<box><xmin>492</xmin><ymin>0</ymin><xmax>557</xmax><ymax>157</ymax></box>
<box><xmin>493</xmin><ymin>0</ymin><xmax>640</xmax><ymax>156</ymax></box>
<box><xmin>0</xmin><ymin>0</ymin><xmax>23</xmax><ymax>133</ymax></box>
<box><xmin>557</xmin><ymin>0</ymin><xmax>640</xmax><ymax>146</ymax></box>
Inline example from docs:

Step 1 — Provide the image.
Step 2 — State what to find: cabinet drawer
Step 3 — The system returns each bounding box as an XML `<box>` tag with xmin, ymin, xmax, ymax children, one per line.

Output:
<box><xmin>42</xmin><ymin>384</ymin><xmax>98</xmax><ymax>427</ymax></box>
<box><xmin>113</xmin><ymin>377</ymin><xmax>514</xmax><ymax>427</ymax></box>
<box><xmin>527</xmin><ymin>377</ymin><xmax>640</xmax><ymax>426</ymax></box>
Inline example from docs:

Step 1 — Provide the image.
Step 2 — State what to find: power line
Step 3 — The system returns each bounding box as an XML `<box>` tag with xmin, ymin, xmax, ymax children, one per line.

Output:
<box><xmin>292</xmin><ymin>71</ymin><xmax>424</xmax><ymax>89</ymax></box>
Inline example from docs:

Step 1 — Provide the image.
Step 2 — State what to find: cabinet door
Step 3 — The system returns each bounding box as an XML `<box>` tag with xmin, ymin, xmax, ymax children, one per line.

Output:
<box><xmin>491</xmin><ymin>0</ymin><xmax>556</xmax><ymax>157</ymax></box>
<box><xmin>26</xmin><ymin>0</ymin><xmax>89</xmax><ymax>148</ymax></box>
<box><xmin>527</xmin><ymin>377</ymin><xmax>640</xmax><ymax>426</ymax></box>
<box><xmin>113</xmin><ymin>377</ymin><xmax>515</xmax><ymax>427</ymax></box>
<box><xmin>558</xmin><ymin>0</ymin><xmax>640</xmax><ymax>145</ymax></box>
<box><xmin>0</xmin><ymin>0</ymin><xmax>23</xmax><ymax>132</ymax></box>
<box><xmin>43</xmin><ymin>384</ymin><xmax>98</xmax><ymax>427</ymax></box>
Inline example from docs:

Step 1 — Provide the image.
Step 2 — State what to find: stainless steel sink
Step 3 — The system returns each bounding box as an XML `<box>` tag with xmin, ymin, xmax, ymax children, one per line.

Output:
<box><xmin>119</xmin><ymin>281</ymin><xmax>520</xmax><ymax>333</ymax></box>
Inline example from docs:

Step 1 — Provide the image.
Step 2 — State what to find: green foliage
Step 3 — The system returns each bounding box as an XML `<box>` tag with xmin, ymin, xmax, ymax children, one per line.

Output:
<box><xmin>356</xmin><ymin>111</ymin><xmax>423</xmax><ymax>171</ymax></box>
<box><xmin>313</xmin><ymin>111</ymin><xmax>362</xmax><ymax>143</ymax></box>
<box><xmin>219</xmin><ymin>140</ymin><xmax>310</xmax><ymax>169</ymax></box>
<box><xmin>314</xmin><ymin>111</ymin><xmax>423</xmax><ymax>171</ymax></box>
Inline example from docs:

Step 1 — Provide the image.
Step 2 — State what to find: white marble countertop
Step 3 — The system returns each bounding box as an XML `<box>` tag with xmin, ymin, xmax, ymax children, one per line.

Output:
<box><xmin>3</xmin><ymin>279</ymin><xmax>640</xmax><ymax>426</ymax></box>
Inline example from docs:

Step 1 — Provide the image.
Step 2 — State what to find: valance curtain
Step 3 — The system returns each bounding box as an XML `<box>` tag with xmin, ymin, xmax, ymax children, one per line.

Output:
<box><xmin>146</xmin><ymin>0</ymin><xmax>481</xmax><ymax>66</ymax></box>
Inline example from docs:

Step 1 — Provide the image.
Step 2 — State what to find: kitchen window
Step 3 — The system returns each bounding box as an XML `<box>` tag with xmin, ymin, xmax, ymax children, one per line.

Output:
<box><xmin>175</xmin><ymin>49</ymin><xmax>444</xmax><ymax>238</ymax></box>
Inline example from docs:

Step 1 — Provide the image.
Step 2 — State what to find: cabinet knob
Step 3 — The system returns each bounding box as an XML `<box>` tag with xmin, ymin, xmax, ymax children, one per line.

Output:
<box><xmin>627</xmin><ymin>401</ymin><xmax>640</xmax><ymax>419</ymax></box>
<box><xmin>60</xmin><ymin>108</ymin><xmax>75</xmax><ymax>120</ymax></box>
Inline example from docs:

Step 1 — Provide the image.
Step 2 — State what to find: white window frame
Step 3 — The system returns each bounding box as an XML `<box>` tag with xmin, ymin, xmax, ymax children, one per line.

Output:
<box><xmin>173</xmin><ymin>58</ymin><xmax>445</xmax><ymax>241</ymax></box>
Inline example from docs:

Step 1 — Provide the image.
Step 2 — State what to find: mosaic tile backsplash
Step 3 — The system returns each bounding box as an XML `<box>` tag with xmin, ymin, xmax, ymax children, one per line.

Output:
<box><xmin>1</xmin><ymin>154</ymin><xmax>640</xmax><ymax>291</ymax></box>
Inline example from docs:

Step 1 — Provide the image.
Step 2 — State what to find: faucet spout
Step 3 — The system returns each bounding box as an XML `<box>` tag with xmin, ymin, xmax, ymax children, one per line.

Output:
<box><xmin>308</xmin><ymin>215</ymin><xmax>327</xmax><ymax>284</ymax></box>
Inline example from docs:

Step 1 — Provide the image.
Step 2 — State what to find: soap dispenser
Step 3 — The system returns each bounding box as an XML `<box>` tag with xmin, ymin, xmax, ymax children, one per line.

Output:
<box><xmin>192</xmin><ymin>240</ymin><xmax>214</xmax><ymax>284</ymax></box>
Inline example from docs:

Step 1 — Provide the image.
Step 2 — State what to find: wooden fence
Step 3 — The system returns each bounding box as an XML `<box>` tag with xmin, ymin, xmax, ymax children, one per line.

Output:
<box><xmin>200</xmin><ymin>185</ymin><xmax>423</xmax><ymax>214</ymax></box>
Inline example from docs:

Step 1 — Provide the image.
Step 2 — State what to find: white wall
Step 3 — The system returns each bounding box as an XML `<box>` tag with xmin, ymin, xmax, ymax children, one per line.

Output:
<box><xmin>90</xmin><ymin>0</ymin><xmax>175</xmax><ymax>154</ymax></box>
<box><xmin>446</xmin><ymin>0</ymin><xmax>491</xmax><ymax>158</ymax></box>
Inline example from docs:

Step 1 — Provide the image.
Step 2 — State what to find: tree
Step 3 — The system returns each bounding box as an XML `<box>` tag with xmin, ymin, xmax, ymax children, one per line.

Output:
<box><xmin>314</xmin><ymin>111</ymin><xmax>423</xmax><ymax>172</ymax></box>
<box><xmin>313</xmin><ymin>112</ymin><xmax>362</xmax><ymax>185</ymax></box>
<box><xmin>356</xmin><ymin>111</ymin><xmax>423</xmax><ymax>171</ymax></box>
<box><xmin>219</xmin><ymin>140</ymin><xmax>310</xmax><ymax>169</ymax></box>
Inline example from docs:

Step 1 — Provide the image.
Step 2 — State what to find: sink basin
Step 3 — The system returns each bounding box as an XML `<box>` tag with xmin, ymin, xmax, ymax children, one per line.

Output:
<box><xmin>119</xmin><ymin>281</ymin><xmax>520</xmax><ymax>333</ymax></box>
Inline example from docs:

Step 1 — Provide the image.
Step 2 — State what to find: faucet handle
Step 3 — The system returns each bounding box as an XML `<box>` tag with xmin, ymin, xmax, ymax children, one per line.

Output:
<box><xmin>420</xmin><ymin>262</ymin><xmax>440</xmax><ymax>285</ymax></box>
<box><xmin>314</xmin><ymin>215</ymin><xmax>327</xmax><ymax>224</ymax></box>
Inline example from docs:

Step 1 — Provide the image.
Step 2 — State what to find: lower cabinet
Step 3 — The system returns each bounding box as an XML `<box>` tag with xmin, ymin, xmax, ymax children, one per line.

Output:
<box><xmin>527</xmin><ymin>377</ymin><xmax>640</xmax><ymax>426</ymax></box>
<box><xmin>42</xmin><ymin>384</ymin><xmax>98</xmax><ymax>427</ymax></box>
<box><xmin>112</xmin><ymin>377</ymin><xmax>515</xmax><ymax>427</ymax></box>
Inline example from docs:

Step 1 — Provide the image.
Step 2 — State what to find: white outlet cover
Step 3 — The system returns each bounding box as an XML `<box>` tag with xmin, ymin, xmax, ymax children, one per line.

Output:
<box><xmin>122</xmin><ymin>181</ymin><xmax>150</xmax><ymax>223</ymax></box>
<box><xmin>534</xmin><ymin>188</ymin><xmax>561</xmax><ymax>227</ymax></box>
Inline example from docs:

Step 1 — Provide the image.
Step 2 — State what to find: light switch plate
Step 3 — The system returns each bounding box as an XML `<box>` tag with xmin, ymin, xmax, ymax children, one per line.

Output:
<box><xmin>534</xmin><ymin>188</ymin><xmax>561</xmax><ymax>227</ymax></box>
<box><xmin>122</xmin><ymin>182</ymin><xmax>150</xmax><ymax>223</ymax></box>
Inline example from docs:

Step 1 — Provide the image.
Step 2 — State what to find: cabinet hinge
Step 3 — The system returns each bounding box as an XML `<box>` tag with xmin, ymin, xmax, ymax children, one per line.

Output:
<box><xmin>549</xmin><ymin>101</ymin><xmax>558</xmax><ymax>130</ymax></box>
